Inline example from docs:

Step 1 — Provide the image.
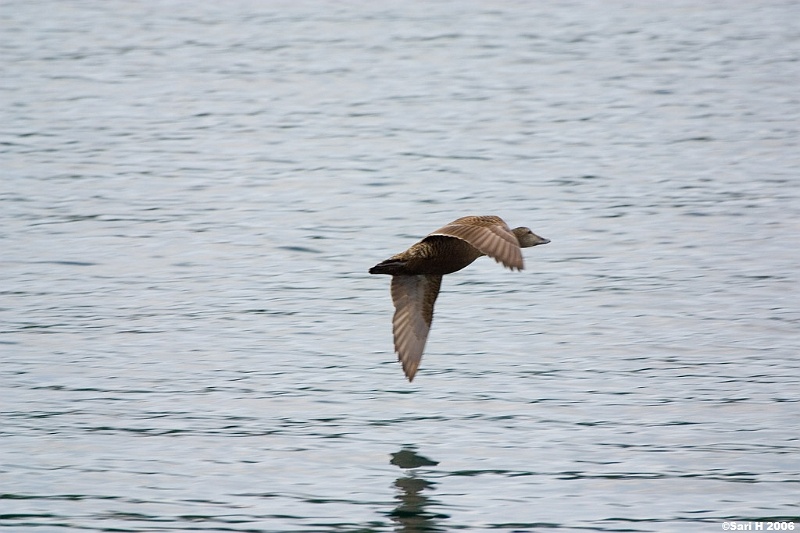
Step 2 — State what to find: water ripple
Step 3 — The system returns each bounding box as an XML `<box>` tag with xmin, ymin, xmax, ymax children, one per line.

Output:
<box><xmin>2</xmin><ymin>0</ymin><xmax>799</xmax><ymax>531</ymax></box>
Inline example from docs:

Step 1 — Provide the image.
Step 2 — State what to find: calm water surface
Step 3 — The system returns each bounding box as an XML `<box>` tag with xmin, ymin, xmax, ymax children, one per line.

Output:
<box><xmin>2</xmin><ymin>1</ymin><xmax>799</xmax><ymax>531</ymax></box>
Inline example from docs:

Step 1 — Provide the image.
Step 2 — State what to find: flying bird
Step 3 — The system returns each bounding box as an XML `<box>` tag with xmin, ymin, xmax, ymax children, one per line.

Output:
<box><xmin>369</xmin><ymin>215</ymin><xmax>549</xmax><ymax>381</ymax></box>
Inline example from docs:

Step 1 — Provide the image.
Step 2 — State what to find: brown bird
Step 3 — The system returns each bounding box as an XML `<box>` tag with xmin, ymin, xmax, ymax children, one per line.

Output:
<box><xmin>369</xmin><ymin>215</ymin><xmax>549</xmax><ymax>381</ymax></box>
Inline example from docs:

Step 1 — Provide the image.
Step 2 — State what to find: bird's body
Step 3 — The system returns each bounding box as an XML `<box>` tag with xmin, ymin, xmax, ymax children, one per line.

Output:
<box><xmin>369</xmin><ymin>235</ymin><xmax>484</xmax><ymax>276</ymax></box>
<box><xmin>369</xmin><ymin>215</ymin><xmax>549</xmax><ymax>381</ymax></box>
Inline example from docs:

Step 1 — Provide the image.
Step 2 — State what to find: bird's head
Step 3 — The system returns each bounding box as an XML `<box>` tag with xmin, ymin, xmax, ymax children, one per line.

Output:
<box><xmin>512</xmin><ymin>227</ymin><xmax>550</xmax><ymax>248</ymax></box>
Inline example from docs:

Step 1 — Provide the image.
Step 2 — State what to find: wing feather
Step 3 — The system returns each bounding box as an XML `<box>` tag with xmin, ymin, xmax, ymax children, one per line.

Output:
<box><xmin>390</xmin><ymin>275</ymin><xmax>443</xmax><ymax>381</ymax></box>
<box><xmin>428</xmin><ymin>216</ymin><xmax>524</xmax><ymax>270</ymax></box>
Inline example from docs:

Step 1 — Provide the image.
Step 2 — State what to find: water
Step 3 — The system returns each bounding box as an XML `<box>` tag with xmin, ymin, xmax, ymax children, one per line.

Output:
<box><xmin>2</xmin><ymin>1</ymin><xmax>799</xmax><ymax>531</ymax></box>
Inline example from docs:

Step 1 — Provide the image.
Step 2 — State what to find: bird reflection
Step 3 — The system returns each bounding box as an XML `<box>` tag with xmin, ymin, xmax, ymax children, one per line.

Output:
<box><xmin>389</xmin><ymin>446</ymin><xmax>447</xmax><ymax>532</ymax></box>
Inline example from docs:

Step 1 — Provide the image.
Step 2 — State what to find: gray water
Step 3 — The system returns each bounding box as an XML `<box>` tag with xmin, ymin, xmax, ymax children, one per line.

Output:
<box><xmin>2</xmin><ymin>1</ymin><xmax>799</xmax><ymax>531</ymax></box>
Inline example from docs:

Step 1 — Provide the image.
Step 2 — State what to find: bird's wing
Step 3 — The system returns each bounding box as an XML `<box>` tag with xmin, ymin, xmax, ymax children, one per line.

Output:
<box><xmin>428</xmin><ymin>216</ymin><xmax>523</xmax><ymax>270</ymax></box>
<box><xmin>390</xmin><ymin>274</ymin><xmax>443</xmax><ymax>381</ymax></box>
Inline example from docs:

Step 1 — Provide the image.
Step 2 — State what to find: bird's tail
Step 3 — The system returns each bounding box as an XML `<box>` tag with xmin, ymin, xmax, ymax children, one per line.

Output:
<box><xmin>369</xmin><ymin>259</ymin><xmax>407</xmax><ymax>275</ymax></box>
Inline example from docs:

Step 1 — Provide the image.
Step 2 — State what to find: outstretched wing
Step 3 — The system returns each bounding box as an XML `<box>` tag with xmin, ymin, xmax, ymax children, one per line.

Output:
<box><xmin>390</xmin><ymin>274</ymin><xmax>443</xmax><ymax>381</ymax></box>
<box><xmin>428</xmin><ymin>215</ymin><xmax>523</xmax><ymax>270</ymax></box>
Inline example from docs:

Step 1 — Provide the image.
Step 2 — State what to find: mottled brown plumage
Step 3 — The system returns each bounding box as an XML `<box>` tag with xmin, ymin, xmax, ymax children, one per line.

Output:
<box><xmin>369</xmin><ymin>215</ymin><xmax>549</xmax><ymax>381</ymax></box>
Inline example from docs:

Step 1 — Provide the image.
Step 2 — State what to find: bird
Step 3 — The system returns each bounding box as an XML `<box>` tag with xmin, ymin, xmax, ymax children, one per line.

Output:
<box><xmin>369</xmin><ymin>215</ymin><xmax>549</xmax><ymax>381</ymax></box>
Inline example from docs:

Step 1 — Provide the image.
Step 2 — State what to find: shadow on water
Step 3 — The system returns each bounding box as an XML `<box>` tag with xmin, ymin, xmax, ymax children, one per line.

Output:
<box><xmin>388</xmin><ymin>446</ymin><xmax>447</xmax><ymax>533</ymax></box>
